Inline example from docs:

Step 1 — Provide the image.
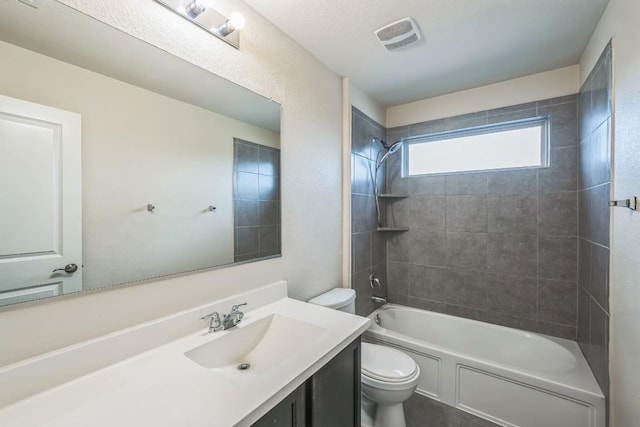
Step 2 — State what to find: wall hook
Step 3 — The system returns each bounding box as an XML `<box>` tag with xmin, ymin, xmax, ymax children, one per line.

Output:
<box><xmin>609</xmin><ymin>197</ymin><xmax>638</xmax><ymax>211</ymax></box>
<box><xmin>207</xmin><ymin>205</ymin><xmax>217</xmax><ymax>212</ymax></box>
<box><xmin>147</xmin><ymin>203</ymin><xmax>156</xmax><ymax>213</ymax></box>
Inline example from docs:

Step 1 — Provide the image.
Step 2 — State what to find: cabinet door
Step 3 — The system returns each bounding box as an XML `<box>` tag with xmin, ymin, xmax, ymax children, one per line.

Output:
<box><xmin>252</xmin><ymin>383</ymin><xmax>306</xmax><ymax>427</ymax></box>
<box><xmin>309</xmin><ymin>338</ymin><xmax>361</xmax><ymax>427</ymax></box>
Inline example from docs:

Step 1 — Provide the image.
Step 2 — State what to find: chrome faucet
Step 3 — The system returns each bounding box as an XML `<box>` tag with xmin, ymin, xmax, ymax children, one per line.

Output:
<box><xmin>201</xmin><ymin>312</ymin><xmax>222</xmax><ymax>333</ymax></box>
<box><xmin>222</xmin><ymin>303</ymin><xmax>248</xmax><ymax>330</ymax></box>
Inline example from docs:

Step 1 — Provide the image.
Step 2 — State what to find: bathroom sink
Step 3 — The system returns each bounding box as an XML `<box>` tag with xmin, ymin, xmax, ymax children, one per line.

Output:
<box><xmin>184</xmin><ymin>314</ymin><xmax>323</xmax><ymax>373</ymax></box>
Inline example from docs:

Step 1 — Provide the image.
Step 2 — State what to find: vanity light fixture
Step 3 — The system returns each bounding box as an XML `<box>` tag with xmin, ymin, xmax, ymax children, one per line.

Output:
<box><xmin>215</xmin><ymin>12</ymin><xmax>245</xmax><ymax>37</ymax></box>
<box><xmin>184</xmin><ymin>0</ymin><xmax>206</xmax><ymax>19</ymax></box>
<box><xmin>154</xmin><ymin>0</ymin><xmax>245</xmax><ymax>49</ymax></box>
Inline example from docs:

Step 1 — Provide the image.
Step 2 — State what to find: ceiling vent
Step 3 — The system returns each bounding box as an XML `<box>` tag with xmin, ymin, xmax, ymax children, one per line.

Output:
<box><xmin>374</xmin><ymin>17</ymin><xmax>421</xmax><ymax>51</ymax></box>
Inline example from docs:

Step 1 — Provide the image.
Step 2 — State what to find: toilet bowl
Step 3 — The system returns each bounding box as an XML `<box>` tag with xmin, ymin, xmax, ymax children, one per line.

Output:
<box><xmin>361</xmin><ymin>342</ymin><xmax>420</xmax><ymax>427</ymax></box>
<box><xmin>308</xmin><ymin>288</ymin><xmax>420</xmax><ymax>427</ymax></box>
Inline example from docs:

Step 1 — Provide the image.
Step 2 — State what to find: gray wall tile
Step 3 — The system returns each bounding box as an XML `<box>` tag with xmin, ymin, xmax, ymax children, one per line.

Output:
<box><xmin>387</xmin><ymin>232</ymin><xmax>410</xmax><ymax>262</ymax></box>
<box><xmin>579</xmin><ymin>184</ymin><xmax>610</xmax><ymax>247</ymax></box>
<box><xmin>259</xmin><ymin>225</ymin><xmax>279</xmax><ymax>252</ymax></box>
<box><xmin>590</xmin><ymin>299</ymin><xmax>609</xmax><ymax>396</ymax></box>
<box><xmin>234</xmin><ymin>139</ymin><xmax>281</xmax><ymax>263</ymax></box>
<box><xmin>579</xmin><ymin>119</ymin><xmax>611</xmax><ymax>190</ymax></box>
<box><xmin>537</xmin><ymin>94</ymin><xmax>577</xmax><ymax>107</ymax></box>
<box><xmin>576</xmin><ymin>43</ymin><xmax>611</xmax><ymax>405</ymax></box>
<box><xmin>488</xmin><ymin>101</ymin><xmax>537</xmax><ymax>116</ymax></box>
<box><xmin>590</xmin><ymin>244</ymin><xmax>609</xmax><ymax>313</ymax></box>
<box><xmin>538</xmin><ymin>147</ymin><xmax>577</xmax><ymax>193</ymax></box>
<box><xmin>236</xmin><ymin>227</ymin><xmax>259</xmax><ymax>254</ymax></box>
<box><xmin>538</xmin><ymin>236</ymin><xmax>577</xmax><ymax>281</ymax></box>
<box><xmin>538</xmin><ymin>101</ymin><xmax>578</xmax><ymax>148</ymax></box>
<box><xmin>446</xmin><ymin>195</ymin><xmax>488</xmax><ymax>232</ymax></box>
<box><xmin>538</xmin><ymin>279</ymin><xmax>577</xmax><ymax>325</ymax></box>
<box><xmin>487</xmin><ymin>234</ymin><xmax>537</xmax><ymax>276</ymax></box>
<box><xmin>352</xmin><ymin>232</ymin><xmax>371</xmax><ymax>273</ymax></box>
<box><xmin>387</xmin><ymin>261</ymin><xmax>409</xmax><ymax>300</ymax></box>
<box><xmin>408</xmin><ymin>196</ymin><xmax>445</xmax><ymax>230</ymax></box>
<box><xmin>258</xmin><ymin>174</ymin><xmax>279</xmax><ymax>201</ymax></box>
<box><xmin>538</xmin><ymin>192</ymin><xmax>577</xmax><ymax>236</ymax></box>
<box><xmin>488</xmin><ymin>194</ymin><xmax>537</xmax><ymax>234</ymax></box>
<box><xmin>578</xmin><ymin>238</ymin><xmax>591</xmax><ymax>289</ymax></box>
<box><xmin>445</xmin><ymin>173</ymin><xmax>488</xmax><ymax>195</ymax></box>
<box><xmin>258</xmin><ymin>147</ymin><xmax>279</xmax><ymax>176</ymax></box>
<box><xmin>488</xmin><ymin>108</ymin><xmax>537</xmax><ymax>123</ymax></box>
<box><xmin>445</xmin><ymin>232</ymin><xmax>487</xmax><ymax>270</ymax></box>
<box><xmin>487</xmin><ymin>169</ymin><xmax>537</xmax><ymax>194</ymax></box>
<box><xmin>235</xmin><ymin>141</ymin><xmax>259</xmax><ymax>173</ymax></box>
<box><xmin>352</xmin><ymin>194</ymin><xmax>376</xmax><ymax>232</ymax></box>
<box><xmin>577</xmin><ymin>288</ymin><xmax>592</xmax><ymax>353</ymax></box>
<box><xmin>486</xmin><ymin>274</ymin><xmax>537</xmax><ymax>317</ymax></box>
<box><xmin>259</xmin><ymin>200</ymin><xmax>279</xmax><ymax>226</ymax></box>
<box><xmin>409</xmin><ymin>265</ymin><xmax>488</xmax><ymax>309</ymax></box>
<box><xmin>407</xmin><ymin>175</ymin><xmax>446</xmax><ymax>196</ymax></box>
<box><xmin>409</xmin><ymin>119</ymin><xmax>446</xmax><ymax>136</ymax></box>
<box><xmin>352</xmin><ymin>154</ymin><xmax>373</xmax><ymax>195</ymax></box>
<box><xmin>371</xmin><ymin>232</ymin><xmax>386</xmax><ymax>267</ymax></box>
<box><xmin>410</xmin><ymin>230</ymin><xmax>446</xmax><ymax>266</ymax></box>
<box><xmin>235</xmin><ymin>199</ymin><xmax>259</xmax><ymax>227</ymax></box>
<box><xmin>236</xmin><ymin>172</ymin><xmax>260</xmax><ymax>200</ymax></box>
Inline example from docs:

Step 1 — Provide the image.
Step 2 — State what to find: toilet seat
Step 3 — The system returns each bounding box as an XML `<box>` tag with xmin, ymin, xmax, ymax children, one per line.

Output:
<box><xmin>361</xmin><ymin>343</ymin><xmax>419</xmax><ymax>390</ymax></box>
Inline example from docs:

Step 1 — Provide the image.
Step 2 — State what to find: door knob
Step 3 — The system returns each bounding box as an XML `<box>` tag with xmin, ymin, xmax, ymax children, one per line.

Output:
<box><xmin>52</xmin><ymin>264</ymin><xmax>78</xmax><ymax>274</ymax></box>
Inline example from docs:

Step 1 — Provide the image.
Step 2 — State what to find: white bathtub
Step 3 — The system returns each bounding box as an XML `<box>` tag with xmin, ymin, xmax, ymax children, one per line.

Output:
<box><xmin>365</xmin><ymin>304</ymin><xmax>605</xmax><ymax>427</ymax></box>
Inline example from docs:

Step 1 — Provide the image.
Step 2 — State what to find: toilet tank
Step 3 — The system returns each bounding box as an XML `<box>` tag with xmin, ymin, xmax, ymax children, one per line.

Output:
<box><xmin>308</xmin><ymin>288</ymin><xmax>356</xmax><ymax>314</ymax></box>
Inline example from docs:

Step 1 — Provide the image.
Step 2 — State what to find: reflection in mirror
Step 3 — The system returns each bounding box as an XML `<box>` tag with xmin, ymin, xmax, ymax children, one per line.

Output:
<box><xmin>0</xmin><ymin>0</ymin><xmax>281</xmax><ymax>307</ymax></box>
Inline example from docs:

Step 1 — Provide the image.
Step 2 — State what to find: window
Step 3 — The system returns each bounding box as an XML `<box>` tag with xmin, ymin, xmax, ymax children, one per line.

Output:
<box><xmin>403</xmin><ymin>117</ymin><xmax>549</xmax><ymax>176</ymax></box>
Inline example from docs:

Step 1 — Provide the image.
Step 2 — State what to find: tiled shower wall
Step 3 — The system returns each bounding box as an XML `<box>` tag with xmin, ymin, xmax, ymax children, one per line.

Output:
<box><xmin>233</xmin><ymin>138</ymin><xmax>281</xmax><ymax>262</ymax></box>
<box><xmin>384</xmin><ymin>95</ymin><xmax>579</xmax><ymax>339</ymax></box>
<box><xmin>577</xmin><ymin>43</ymin><xmax>611</xmax><ymax>401</ymax></box>
<box><xmin>351</xmin><ymin>108</ymin><xmax>387</xmax><ymax>316</ymax></box>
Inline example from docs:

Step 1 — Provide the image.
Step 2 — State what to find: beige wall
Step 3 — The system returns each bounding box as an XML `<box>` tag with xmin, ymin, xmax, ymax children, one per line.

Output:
<box><xmin>386</xmin><ymin>65</ymin><xmax>579</xmax><ymax>128</ymax></box>
<box><xmin>0</xmin><ymin>0</ymin><xmax>343</xmax><ymax>366</ymax></box>
<box><xmin>0</xmin><ymin>40</ymin><xmax>279</xmax><ymax>291</ymax></box>
<box><xmin>579</xmin><ymin>1</ymin><xmax>640</xmax><ymax>425</ymax></box>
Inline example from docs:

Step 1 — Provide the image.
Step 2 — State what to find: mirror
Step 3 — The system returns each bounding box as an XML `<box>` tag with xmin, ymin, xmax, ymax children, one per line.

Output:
<box><xmin>0</xmin><ymin>0</ymin><xmax>281</xmax><ymax>306</ymax></box>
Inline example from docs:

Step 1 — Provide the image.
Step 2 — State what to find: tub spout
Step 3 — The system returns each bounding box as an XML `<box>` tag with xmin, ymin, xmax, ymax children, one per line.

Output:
<box><xmin>372</xmin><ymin>296</ymin><xmax>387</xmax><ymax>304</ymax></box>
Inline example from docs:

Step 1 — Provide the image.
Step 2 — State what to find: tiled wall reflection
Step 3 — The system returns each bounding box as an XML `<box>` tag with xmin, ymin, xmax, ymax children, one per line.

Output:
<box><xmin>385</xmin><ymin>95</ymin><xmax>579</xmax><ymax>340</ymax></box>
<box><xmin>577</xmin><ymin>42</ymin><xmax>611</xmax><ymax>401</ymax></box>
<box><xmin>351</xmin><ymin>108</ymin><xmax>387</xmax><ymax>316</ymax></box>
<box><xmin>233</xmin><ymin>138</ymin><xmax>281</xmax><ymax>262</ymax></box>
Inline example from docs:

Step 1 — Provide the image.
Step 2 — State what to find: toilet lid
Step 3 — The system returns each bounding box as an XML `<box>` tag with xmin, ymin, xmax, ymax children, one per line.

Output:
<box><xmin>361</xmin><ymin>343</ymin><xmax>417</xmax><ymax>383</ymax></box>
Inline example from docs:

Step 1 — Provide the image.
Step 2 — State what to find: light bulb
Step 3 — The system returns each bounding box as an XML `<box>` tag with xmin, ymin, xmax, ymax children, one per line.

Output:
<box><xmin>228</xmin><ymin>12</ymin><xmax>245</xmax><ymax>30</ymax></box>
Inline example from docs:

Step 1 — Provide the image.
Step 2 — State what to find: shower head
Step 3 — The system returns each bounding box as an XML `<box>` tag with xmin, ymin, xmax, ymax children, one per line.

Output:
<box><xmin>374</xmin><ymin>137</ymin><xmax>403</xmax><ymax>154</ymax></box>
<box><xmin>374</xmin><ymin>138</ymin><xmax>404</xmax><ymax>168</ymax></box>
<box><xmin>386</xmin><ymin>140</ymin><xmax>403</xmax><ymax>154</ymax></box>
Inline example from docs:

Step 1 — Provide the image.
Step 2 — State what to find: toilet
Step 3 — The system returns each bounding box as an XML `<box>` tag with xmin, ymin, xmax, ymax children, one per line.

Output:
<box><xmin>309</xmin><ymin>288</ymin><xmax>420</xmax><ymax>427</ymax></box>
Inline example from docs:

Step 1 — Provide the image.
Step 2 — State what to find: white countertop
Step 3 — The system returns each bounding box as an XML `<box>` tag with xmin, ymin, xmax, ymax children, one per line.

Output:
<box><xmin>0</xmin><ymin>296</ymin><xmax>369</xmax><ymax>426</ymax></box>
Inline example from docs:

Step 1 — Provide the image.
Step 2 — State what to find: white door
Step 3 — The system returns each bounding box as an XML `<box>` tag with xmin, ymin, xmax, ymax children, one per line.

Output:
<box><xmin>0</xmin><ymin>94</ymin><xmax>82</xmax><ymax>305</ymax></box>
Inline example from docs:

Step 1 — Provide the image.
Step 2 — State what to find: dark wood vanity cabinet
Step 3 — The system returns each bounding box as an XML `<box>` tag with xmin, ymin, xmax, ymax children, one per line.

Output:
<box><xmin>252</xmin><ymin>337</ymin><xmax>361</xmax><ymax>427</ymax></box>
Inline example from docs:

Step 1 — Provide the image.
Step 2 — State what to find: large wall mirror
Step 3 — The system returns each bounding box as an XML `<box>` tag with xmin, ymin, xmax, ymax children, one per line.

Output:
<box><xmin>0</xmin><ymin>0</ymin><xmax>281</xmax><ymax>307</ymax></box>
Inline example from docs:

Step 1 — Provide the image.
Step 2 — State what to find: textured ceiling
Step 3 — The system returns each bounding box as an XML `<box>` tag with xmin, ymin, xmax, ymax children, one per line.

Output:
<box><xmin>244</xmin><ymin>0</ymin><xmax>609</xmax><ymax>107</ymax></box>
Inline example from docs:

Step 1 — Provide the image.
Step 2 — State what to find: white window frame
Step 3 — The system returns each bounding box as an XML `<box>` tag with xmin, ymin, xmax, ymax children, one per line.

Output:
<box><xmin>402</xmin><ymin>116</ymin><xmax>550</xmax><ymax>177</ymax></box>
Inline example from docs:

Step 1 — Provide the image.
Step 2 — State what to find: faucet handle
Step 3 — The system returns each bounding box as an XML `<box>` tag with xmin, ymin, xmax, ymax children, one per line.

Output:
<box><xmin>201</xmin><ymin>312</ymin><xmax>222</xmax><ymax>332</ymax></box>
<box><xmin>231</xmin><ymin>302</ymin><xmax>248</xmax><ymax>312</ymax></box>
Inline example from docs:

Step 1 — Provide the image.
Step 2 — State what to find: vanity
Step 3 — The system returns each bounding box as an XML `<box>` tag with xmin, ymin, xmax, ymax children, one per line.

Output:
<box><xmin>0</xmin><ymin>281</ymin><xmax>369</xmax><ymax>426</ymax></box>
